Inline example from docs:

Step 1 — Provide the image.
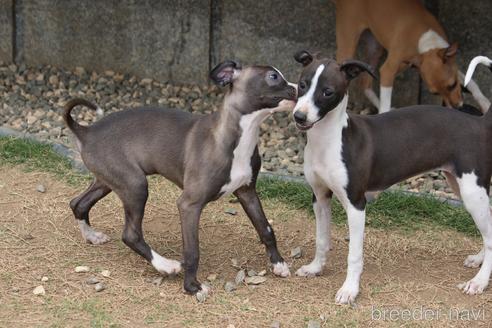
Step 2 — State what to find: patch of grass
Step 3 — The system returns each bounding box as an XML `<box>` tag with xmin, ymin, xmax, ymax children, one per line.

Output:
<box><xmin>257</xmin><ymin>176</ymin><xmax>478</xmax><ymax>236</ymax></box>
<box><xmin>256</xmin><ymin>177</ymin><xmax>313</xmax><ymax>211</ymax></box>
<box><xmin>0</xmin><ymin>136</ymin><xmax>88</xmax><ymax>185</ymax></box>
<box><xmin>82</xmin><ymin>299</ymin><xmax>117</xmax><ymax>328</ymax></box>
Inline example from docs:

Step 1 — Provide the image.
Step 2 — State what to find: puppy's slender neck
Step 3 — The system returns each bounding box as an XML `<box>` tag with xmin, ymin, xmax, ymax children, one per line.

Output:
<box><xmin>214</xmin><ymin>91</ymin><xmax>244</xmax><ymax>142</ymax></box>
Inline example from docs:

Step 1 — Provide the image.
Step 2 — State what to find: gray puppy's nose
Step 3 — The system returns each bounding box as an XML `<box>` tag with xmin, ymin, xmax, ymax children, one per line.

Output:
<box><xmin>294</xmin><ymin>111</ymin><xmax>307</xmax><ymax>124</ymax></box>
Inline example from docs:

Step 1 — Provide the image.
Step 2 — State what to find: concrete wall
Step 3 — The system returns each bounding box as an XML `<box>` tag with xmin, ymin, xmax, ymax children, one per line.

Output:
<box><xmin>1</xmin><ymin>0</ymin><xmax>491</xmax><ymax>106</ymax></box>
<box><xmin>0</xmin><ymin>0</ymin><xmax>13</xmax><ymax>63</ymax></box>
<box><xmin>15</xmin><ymin>0</ymin><xmax>210</xmax><ymax>83</ymax></box>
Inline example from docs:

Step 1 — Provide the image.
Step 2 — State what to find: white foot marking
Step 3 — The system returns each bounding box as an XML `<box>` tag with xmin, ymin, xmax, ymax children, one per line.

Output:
<box><xmin>379</xmin><ymin>86</ymin><xmax>392</xmax><ymax>113</ymax></box>
<box><xmin>272</xmin><ymin>262</ymin><xmax>290</xmax><ymax>277</ymax></box>
<box><xmin>78</xmin><ymin>221</ymin><xmax>110</xmax><ymax>245</ymax></box>
<box><xmin>459</xmin><ymin>278</ymin><xmax>488</xmax><ymax>295</ymax></box>
<box><xmin>364</xmin><ymin>88</ymin><xmax>380</xmax><ymax>108</ymax></box>
<box><xmin>335</xmin><ymin>205</ymin><xmax>365</xmax><ymax>304</ymax></box>
<box><xmin>456</xmin><ymin>172</ymin><xmax>492</xmax><ymax>296</ymax></box>
<box><xmin>336</xmin><ymin>280</ymin><xmax>360</xmax><ymax>304</ymax></box>
<box><xmin>295</xmin><ymin>263</ymin><xmax>322</xmax><ymax>277</ymax></box>
<box><xmin>151</xmin><ymin>250</ymin><xmax>182</xmax><ymax>275</ymax></box>
<box><xmin>464</xmin><ymin>248</ymin><xmax>484</xmax><ymax>268</ymax></box>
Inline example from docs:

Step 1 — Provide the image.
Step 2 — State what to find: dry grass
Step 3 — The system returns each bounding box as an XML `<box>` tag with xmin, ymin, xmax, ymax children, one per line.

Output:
<box><xmin>1</xmin><ymin>166</ymin><xmax>491</xmax><ymax>327</ymax></box>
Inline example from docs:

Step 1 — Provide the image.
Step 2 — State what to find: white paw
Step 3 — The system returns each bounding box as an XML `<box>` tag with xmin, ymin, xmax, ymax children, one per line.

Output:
<box><xmin>295</xmin><ymin>263</ymin><xmax>322</xmax><ymax>277</ymax></box>
<box><xmin>78</xmin><ymin>221</ymin><xmax>110</xmax><ymax>245</ymax></box>
<box><xmin>464</xmin><ymin>253</ymin><xmax>484</xmax><ymax>268</ymax></box>
<box><xmin>272</xmin><ymin>262</ymin><xmax>290</xmax><ymax>277</ymax></box>
<box><xmin>200</xmin><ymin>283</ymin><xmax>211</xmax><ymax>294</ymax></box>
<box><xmin>151</xmin><ymin>250</ymin><xmax>182</xmax><ymax>275</ymax></box>
<box><xmin>335</xmin><ymin>282</ymin><xmax>359</xmax><ymax>304</ymax></box>
<box><xmin>85</xmin><ymin>230</ymin><xmax>111</xmax><ymax>245</ymax></box>
<box><xmin>458</xmin><ymin>279</ymin><xmax>488</xmax><ymax>295</ymax></box>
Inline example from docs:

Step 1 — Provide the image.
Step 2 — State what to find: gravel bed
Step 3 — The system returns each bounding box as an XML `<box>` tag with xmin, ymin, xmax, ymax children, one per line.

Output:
<box><xmin>0</xmin><ymin>62</ymin><xmax>457</xmax><ymax>198</ymax></box>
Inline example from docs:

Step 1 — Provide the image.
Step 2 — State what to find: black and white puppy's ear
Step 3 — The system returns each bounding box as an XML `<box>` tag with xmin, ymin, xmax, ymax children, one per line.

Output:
<box><xmin>340</xmin><ymin>60</ymin><xmax>377</xmax><ymax>81</ymax></box>
<box><xmin>294</xmin><ymin>50</ymin><xmax>313</xmax><ymax>66</ymax></box>
<box><xmin>210</xmin><ymin>60</ymin><xmax>242</xmax><ymax>87</ymax></box>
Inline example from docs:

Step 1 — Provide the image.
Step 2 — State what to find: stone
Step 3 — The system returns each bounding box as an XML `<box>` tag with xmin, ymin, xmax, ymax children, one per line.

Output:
<box><xmin>49</xmin><ymin>75</ymin><xmax>59</xmax><ymax>86</ymax></box>
<box><xmin>307</xmin><ymin>320</ymin><xmax>321</xmax><ymax>328</ymax></box>
<box><xmin>33</xmin><ymin>285</ymin><xmax>45</xmax><ymax>296</ymax></box>
<box><xmin>271</xmin><ymin>321</ymin><xmax>281</xmax><ymax>328</ymax></box>
<box><xmin>207</xmin><ymin>273</ymin><xmax>218</xmax><ymax>282</ymax></box>
<box><xmin>196</xmin><ymin>290</ymin><xmax>208</xmax><ymax>303</ymax></box>
<box><xmin>86</xmin><ymin>277</ymin><xmax>100</xmax><ymax>285</ymax></box>
<box><xmin>235</xmin><ymin>269</ymin><xmax>246</xmax><ymax>284</ymax></box>
<box><xmin>152</xmin><ymin>276</ymin><xmax>163</xmax><ymax>287</ymax></box>
<box><xmin>257</xmin><ymin>270</ymin><xmax>267</xmax><ymax>276</ymax></box>
<box><xmin>224</xmin><ymin>208</ymin><xmax>238</xmax><ymax>216</ymax></box>
<box><xmin>290</xmin><ymin>246</ymin><xmax>302</xmax><ymax>259</ymax></box>
<box><xmin>244</xmin><ymin>276</ymin><xmax>267</xmax><ymax>285</ymax></box>
<box><xmin>224</xmin><ymin>281</ymin><xmax>236</xmax><ymax>293</ymax></box>
<box><xmin>100</xmin><ymin>270</ymin><xmax>111</xmax><ymax>277</ymax></box>
<box><xmin>41</xmin><ymin>276</ymin><xmax>49</xmax><ymax>282</ymax></box>
<box><xmin>27</xmin><ymin>115</ymin><xmax>38</xmax><ymax>125</ymax></box>
<box><xmin>74</xmin><ymin>266</ymin><xmax>90</xmax><ymax>273</ymax></box>
<box><xmin>36</xmin><ymin>184</ymin><xmax>46</xmax><ymax>193</ymax></box>
<box><xmin>247</xmin><ymin>270</ymin><xmax>257</xmax><ymax>277</ymax></box>
<box><xmin>94</xmin><ymin>282</ymin><xmax>105</xmax><ymax>292</ymax></box>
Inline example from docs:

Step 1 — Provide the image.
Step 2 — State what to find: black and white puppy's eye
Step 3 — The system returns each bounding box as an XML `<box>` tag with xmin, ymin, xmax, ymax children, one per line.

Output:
<box><xmin>299</xmin><ymin>81</ymin><xmax>307</xmax><ymax>90</ymax></box>
<box><xmin>323</xmin><ymin>88</ymin><xmax>334</xmax><ymax>97</ymax></box>
<box><xmin>269</xmin><ymin>72</ymin><xmax>278</xmax><ymax>80</ymax></box>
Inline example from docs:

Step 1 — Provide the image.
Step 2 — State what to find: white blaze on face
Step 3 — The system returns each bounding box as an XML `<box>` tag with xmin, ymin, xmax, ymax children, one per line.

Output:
<box><xmin>293</xmin><ymin>64</ymin><xmax>325</xmax><ymax>124</ymax></box>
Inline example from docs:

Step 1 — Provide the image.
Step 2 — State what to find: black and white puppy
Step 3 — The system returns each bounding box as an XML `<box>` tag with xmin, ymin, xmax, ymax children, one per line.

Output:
<box><xmin>292</xmin><ymin>50</ymin><xmax>492</xmax><ymax>304</ymax></box>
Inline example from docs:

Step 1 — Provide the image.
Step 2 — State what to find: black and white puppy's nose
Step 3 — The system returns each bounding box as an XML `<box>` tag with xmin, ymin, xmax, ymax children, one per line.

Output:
<box><xmin>294</xmin><ymin>111</ymin><xmax>307</xmax><ymax>124</ymax></box>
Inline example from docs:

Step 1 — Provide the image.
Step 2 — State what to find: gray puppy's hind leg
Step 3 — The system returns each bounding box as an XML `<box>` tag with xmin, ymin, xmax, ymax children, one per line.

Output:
<box><xmin>70</xmin><ymin>179</ymin><xmax>112</xmax><ymax>244</ymax></box>
<box><xmin>116</xmin><ymin>176</ymin><xmax>181</xmax><ymax>276</ymax></box>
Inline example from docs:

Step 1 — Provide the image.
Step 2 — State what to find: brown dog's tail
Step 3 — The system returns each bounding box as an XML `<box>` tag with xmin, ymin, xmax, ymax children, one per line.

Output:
<box><xmin>63</xmin><ymin>98</ymin><xmax>103</xmax><ymax>139</ymax></box>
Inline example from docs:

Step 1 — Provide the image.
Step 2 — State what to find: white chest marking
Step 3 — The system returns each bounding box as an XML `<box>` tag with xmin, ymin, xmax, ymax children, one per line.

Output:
<box><xmin>304</xmin><ymin>95</ymin><xmax>350</xmax><ymax>204</ymax></box>
<box><xmin>220</xmin><ymin>109</ymin><xmax>271</xmax><ymax>196</ymax></box>
<box><xmin>418</xmin><ymin>29</ymin><xmax>449</xmax><ymax>54</ymax></box>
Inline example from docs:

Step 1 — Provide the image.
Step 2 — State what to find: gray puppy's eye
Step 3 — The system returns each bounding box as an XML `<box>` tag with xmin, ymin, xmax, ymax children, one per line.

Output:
<box><xmin>269</xmin><ymin>73</ymin><xmax>278</xmax><ymax>80</ymax></box>
<box><xmin>323</xmin><ymin>88</ymin><xmax>334</xmax><ymax>97</ymax></box>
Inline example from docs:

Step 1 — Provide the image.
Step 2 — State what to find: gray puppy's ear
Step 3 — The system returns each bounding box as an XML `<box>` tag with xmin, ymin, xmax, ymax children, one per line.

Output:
<box><xmin>340</xmin><ymin>60</ymin><xmax>377</xmax><ymax>81</ymax></box>
<box><xmin>210</xmin><ymin>60</ymin><xmax>242</xmax><ymax>87</ymax></box>
<box><xmin>294</xmin><ymin>50</ymin><xmax>313</xmax><ymax>66</ymax></box>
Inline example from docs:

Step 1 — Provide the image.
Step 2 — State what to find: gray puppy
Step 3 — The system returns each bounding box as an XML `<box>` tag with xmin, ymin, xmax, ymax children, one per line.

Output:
<box><xmin>64</xmin><ymin>60</ymin><xmax>296</xmax><ymax>295</ymax></box>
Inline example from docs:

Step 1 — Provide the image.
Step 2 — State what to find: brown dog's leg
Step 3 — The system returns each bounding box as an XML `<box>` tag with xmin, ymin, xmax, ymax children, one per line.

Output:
<box><xmin>359</xmin><ymin>30</ymin><xmax>385</xmax><ymax>109</ymax></box>
<box><xmin>379</xmin><ymin>54</ymin><xmax>400</xmax><ymax>113</ymax></box>
<box><xmin>335</xmin><ymin>7</ymin><xmax>365</xmax><ymax>63</ymax></box>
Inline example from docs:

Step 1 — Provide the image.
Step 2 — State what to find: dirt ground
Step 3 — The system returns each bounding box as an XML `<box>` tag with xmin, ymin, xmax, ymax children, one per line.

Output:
<box><xmin>0</xmin><ymin>166</ymin><xmax>491</xmax><ymax>328</ymax></box>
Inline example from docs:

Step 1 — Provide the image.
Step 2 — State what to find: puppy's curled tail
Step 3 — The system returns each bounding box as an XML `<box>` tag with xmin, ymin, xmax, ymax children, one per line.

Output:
<box><xmin>464</xmin><ymin>56</ymin><xmax>492</xmax><ymax>87</ymax></box>
<box><xmin>63</xmin><ymin>98</ymin><xmax>103</xmax><ymax>139</ymax></box>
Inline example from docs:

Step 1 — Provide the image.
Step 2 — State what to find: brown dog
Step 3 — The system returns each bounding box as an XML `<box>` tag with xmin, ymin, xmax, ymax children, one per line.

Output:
<box><xmin>335</xmin><ymin>0</ymin><xmax>490</xmax><ymax>113</ymax></box>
